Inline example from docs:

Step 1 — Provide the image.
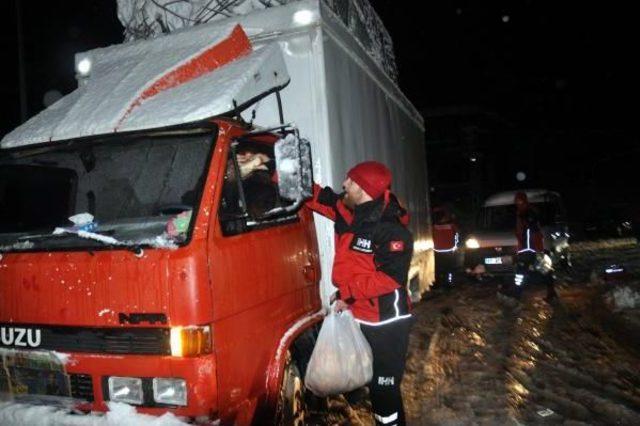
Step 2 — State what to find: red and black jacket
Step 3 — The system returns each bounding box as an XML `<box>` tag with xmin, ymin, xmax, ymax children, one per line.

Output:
<box><xmin>306</xmin><ymin>184</ymin><xmax>413</xmax><ymax>325</ymax></box>
<box><xmin>433</xmin><ymin>221</ymin><xmax>459</xmax><ymax>252</ymax></box>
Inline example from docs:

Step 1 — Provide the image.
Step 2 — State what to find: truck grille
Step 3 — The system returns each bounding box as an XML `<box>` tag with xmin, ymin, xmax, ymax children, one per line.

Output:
<box><xmin>0</xmin><ymin>324</ymin><xmax>171</xmax><ymax>355</ymax></box>
<box><xmin>70</xmin><ymin>373</ymin><xmax>94</xmax><ymax>402</ymax></box>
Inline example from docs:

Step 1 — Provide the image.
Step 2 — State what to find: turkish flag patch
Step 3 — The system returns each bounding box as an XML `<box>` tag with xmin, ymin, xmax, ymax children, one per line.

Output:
<box><xmin>389</xmin><ymin>241</ymin><xmax>405</xmax><ymax>252</ymax></box>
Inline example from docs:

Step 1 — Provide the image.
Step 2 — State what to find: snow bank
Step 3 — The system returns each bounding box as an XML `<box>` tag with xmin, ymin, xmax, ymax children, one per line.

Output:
<box><xmin>0</xmin><ymin>402</ymin><xmax>188</xmax><ymax>426</ymax></box>
<box><xmin>605</xmin><ymin>285</ymin><xmax>640</xmax><ymax>311</ymax></box>
<box><xmin>570</xmin><ymin>238</ymin><xmax>637</xmax><ymax>252</ymax></box>
<box><xmin>0</xmin><ymin>241</ymin><xmax>35</xmax><ymax>251</ymax></box>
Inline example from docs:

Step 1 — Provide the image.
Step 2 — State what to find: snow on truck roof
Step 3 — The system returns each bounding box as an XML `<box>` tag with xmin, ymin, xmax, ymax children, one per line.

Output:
<box><xmin>483</xmin><ymin>189</ymin><xmax>561</xmax><ymax>207</ymax></box>
<box><xmin>1</xmin><ymin>23</ymin><xmax>289</xmax><ymax>149</ymax></box>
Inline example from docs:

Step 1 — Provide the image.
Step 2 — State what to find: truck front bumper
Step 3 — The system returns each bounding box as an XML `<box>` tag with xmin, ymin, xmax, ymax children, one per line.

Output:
<box><xmin>464</xmin><ymin>248</ymin><xmax>517</xmax><ymax>276</ymax></box>
<box><xmin>1</xmin><ymin>349</ymin><xmax>218</xmax><ymax>419</ymax></box>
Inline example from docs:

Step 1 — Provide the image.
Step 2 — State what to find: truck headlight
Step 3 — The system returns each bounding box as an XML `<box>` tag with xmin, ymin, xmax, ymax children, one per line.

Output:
<box><xmin>465</xmin><ymin>238</ymin><xmax>480</xmax><ymax>249</ymax></box>
<box><xmin>108</xmin><ymin>377</ymin><xmax>143</xmax><ymax>405</ymax></box>
<box><xmin>170</xmin><ymin>325</ymin><xmax>212</xmax><ymax>357</ymax></box>
<box><xmin>153</xmin><ymin>378</ymin><xmax>187</xmax><ymax>406</ymax></box>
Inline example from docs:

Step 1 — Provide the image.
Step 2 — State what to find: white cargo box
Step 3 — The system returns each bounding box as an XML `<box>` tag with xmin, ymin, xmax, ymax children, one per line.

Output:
<box><xmin>1</xmin><ymin>0</ymin><xmax>433</xmax><ymax>302</ymax></box>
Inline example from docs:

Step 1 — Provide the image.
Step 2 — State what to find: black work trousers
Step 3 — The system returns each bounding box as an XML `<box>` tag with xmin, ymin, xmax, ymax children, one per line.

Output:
<box><xmin>360</xmin><ymin>317</ymin><xmax>413</xmax><ymax>426</ymax></box>
<box><xmin>434</xmin><ymin>251</ymin><xmax>457</xmax><ymax>288</ymax></box>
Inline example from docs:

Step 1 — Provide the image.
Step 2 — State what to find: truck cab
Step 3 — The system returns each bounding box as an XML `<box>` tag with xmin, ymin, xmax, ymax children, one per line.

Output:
<box><xmin>0</xmin><ymin>117</ymin><xmax>320</xmax><ymax>423</ymax></box>
<box><xmin>464</xmin><ymin>189</ymin><xmax>570</xmax><ymax>277</ymax></box>
<box><xmin>0</xmin><ymin>16</ymin><xmax>324</xmax><ymax>423</ymax></box>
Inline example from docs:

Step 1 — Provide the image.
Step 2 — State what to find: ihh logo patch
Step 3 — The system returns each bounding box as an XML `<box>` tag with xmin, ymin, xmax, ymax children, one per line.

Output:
<box><xmin>378</xmin><ymin>376</ymin><xmax>395</xmax><ymax>386</ymax></box>
<box><xmin>352</xmin><ymin>237</ymin><xmax>373</xmax><ymax>253</ymax></box>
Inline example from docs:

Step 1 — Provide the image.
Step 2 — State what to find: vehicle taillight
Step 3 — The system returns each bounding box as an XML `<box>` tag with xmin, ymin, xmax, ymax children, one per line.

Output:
<box><xmin>170</xmin><ymin>325</ymin><xmax>212</xmax><ymax>357</ymax></box>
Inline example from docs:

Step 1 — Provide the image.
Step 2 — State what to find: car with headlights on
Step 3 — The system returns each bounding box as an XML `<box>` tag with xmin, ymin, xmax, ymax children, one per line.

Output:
<box><xmin>464</xmin><ymin>189</ymin><xmax>570</xmax><ymax>278</ymax></box>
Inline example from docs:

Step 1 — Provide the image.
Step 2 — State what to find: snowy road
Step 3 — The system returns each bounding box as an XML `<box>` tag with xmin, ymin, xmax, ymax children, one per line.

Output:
<box><xmin>312</xmin><ymin>239</ymin><xmax>640</xmax><ymax>425</ymax></box>
<box><xmin>2</xmin><ymin>240</ymin><xmax>639</xmax><ymax>425</ymax></box>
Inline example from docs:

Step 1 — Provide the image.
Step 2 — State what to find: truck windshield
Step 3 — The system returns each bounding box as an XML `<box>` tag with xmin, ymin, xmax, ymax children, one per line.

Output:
<box><xmin>0</xmin><ymin>129</ymin><xmax>216</xmax><ymax>252</ymax></box>
<box><xmin>481</xmin><ymin>201</ymin><xmax>561</xmax><ymax>231</ymax></box>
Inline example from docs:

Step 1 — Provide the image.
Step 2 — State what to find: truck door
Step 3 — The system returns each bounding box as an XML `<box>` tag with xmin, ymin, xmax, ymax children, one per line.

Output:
<box><xmin>207</xmin><ymin>131</ymin><xmax>318</xmax><ymax>419</ymax></box>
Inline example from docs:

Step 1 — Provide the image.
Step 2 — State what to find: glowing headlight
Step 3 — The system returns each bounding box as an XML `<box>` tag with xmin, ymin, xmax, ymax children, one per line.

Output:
<box><xmin>170</xmin><ymin>325</ymin><xmax>212</xmax><ymax>357</ymax></box>
<box><xmin>465</xmin><ymin>238</ymin><xmax>480</xmax><ymax>249</ymax></box>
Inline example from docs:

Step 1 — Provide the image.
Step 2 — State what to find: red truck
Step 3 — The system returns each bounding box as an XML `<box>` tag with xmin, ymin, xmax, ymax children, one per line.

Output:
<box><xmin>0</xmin><ymin>118</ymin><xmax>319</xmax><ymax>424</ymax></box>
<box><xmin>0</xmin><ymin>1</ymin><xmax>430</xmax><ymax>424</ymax></box>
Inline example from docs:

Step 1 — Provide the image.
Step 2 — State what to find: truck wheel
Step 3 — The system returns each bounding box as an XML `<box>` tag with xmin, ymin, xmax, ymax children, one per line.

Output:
<box><xmin>275</xmin><ymin>352</ymin><xmax>306</xmax><ymax>425</ymax></box>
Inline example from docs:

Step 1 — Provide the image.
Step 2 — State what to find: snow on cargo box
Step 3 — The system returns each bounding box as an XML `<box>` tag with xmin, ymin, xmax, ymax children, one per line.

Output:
<box><xmin>1</xmin><ymin>0</ymin><xmax>431</xmax><ymax>302</ymax></box>
<box><xmin>1</xmin><ymin>0</ymin><xmax>433</xmax><ymax>302</ymax></box>
<box><xmin>1</xmin><ymin>24</ymin><xmax>289</xmax><ymax>148</ymax></box>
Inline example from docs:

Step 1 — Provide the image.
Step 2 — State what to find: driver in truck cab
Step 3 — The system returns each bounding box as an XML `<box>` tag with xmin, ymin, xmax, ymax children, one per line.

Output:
<box><xmin>221</xmin><ymin>148</ymin><xmax>278</xmax><ymax>219</ymax></box>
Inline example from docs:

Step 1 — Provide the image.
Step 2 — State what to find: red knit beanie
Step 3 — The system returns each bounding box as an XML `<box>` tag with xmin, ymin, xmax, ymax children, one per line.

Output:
<box><xmin>347</xmin><ymin>161</ymin><xmax>392</xmax><ymax>199</ymax></box>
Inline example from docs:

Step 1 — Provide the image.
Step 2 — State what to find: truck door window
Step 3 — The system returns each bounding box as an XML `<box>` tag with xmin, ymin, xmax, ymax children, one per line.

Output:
<box><xmin>219</xmin><ymin>139</ymin><xmax>295</xmax><ymax>236</ymax></box>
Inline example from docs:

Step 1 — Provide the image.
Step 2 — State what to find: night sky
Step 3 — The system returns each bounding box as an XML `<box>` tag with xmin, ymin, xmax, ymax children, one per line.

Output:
<box><xmin>372</xmin><ymin>1</ymin><xmax>637</xmax><ymax>132</ymax></box>
<box><xmin>1</xmin><ymin>0</ymin><xmax>638</xmax><ymax>227</ymax></box>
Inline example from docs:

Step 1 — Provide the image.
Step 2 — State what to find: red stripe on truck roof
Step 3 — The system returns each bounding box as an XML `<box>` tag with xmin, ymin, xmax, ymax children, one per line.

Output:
<box><xmin>115</xmin><ymin>24</ymin><xmax>252</xmax><ymax>130</ymax></box>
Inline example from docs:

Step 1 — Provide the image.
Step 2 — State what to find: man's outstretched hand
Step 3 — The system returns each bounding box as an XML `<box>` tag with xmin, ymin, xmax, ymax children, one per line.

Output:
<box><xmin>237</xmin><ymin>152</ymin><xmax>270</xmax><ymax>178</ymax></box>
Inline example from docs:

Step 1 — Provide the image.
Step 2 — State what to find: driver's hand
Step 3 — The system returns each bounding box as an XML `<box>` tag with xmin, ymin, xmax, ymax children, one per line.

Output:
<box><xmin>237</xmin><ymin>152</ymin><xmax>270</xmax><ymax>178</ymax></box>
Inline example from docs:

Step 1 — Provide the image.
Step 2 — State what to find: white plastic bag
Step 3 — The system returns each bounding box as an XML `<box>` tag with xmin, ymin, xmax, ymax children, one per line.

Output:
<box><xmin>304</xmin><ymin>309</ymin><xmax>373</xmax><ymax>397</ymax></box>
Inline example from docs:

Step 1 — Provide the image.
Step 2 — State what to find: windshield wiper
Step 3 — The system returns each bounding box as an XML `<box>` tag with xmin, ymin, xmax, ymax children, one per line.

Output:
<box><xmin>16</xmin><ymin>229</ymin><xmax>117</xmax><ymax>244</ymax></box>
<box><xmin>16</xmin><ymin>228</ymin><xmax>144</xmax><ymax>255</ymax></box>
<box><xmin>53</xmin><ymin>227</ymin><xmax>121</xmax><ymax>245</ymax></box>
<box><xmin>17</xmin><ymin>233</ymin><xmax>66</xmax><ymax>241</ymax></box>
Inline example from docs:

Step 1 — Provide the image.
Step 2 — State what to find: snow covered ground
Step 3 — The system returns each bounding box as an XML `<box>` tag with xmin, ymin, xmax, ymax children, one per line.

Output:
<box><xmin>310</xmin><ymin>238</ymin><xmax>640</xmax><ymax>425</ymax></box>
<box><xmin>0</xmin><ymin>402</ymin><xmax>188</xmax><ymax>426</ymax></box>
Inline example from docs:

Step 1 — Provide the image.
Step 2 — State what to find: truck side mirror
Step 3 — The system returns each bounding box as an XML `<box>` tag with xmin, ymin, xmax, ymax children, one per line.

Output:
<box><xmin>274</xmin><ymin>133</ymin><xmax>313</xmax><ymax>209</ymax></box>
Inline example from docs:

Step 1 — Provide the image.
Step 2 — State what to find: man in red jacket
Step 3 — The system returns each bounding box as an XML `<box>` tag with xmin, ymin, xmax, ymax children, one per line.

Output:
<box><xmin>306</xmin><ymin>161</ymin><xmax>413</xmax><ymax>426</ymax></box>
<box><xmin>432</xmin><ymin>205</ymin><xmax>460</xmax><ymax>289</ymax></box>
